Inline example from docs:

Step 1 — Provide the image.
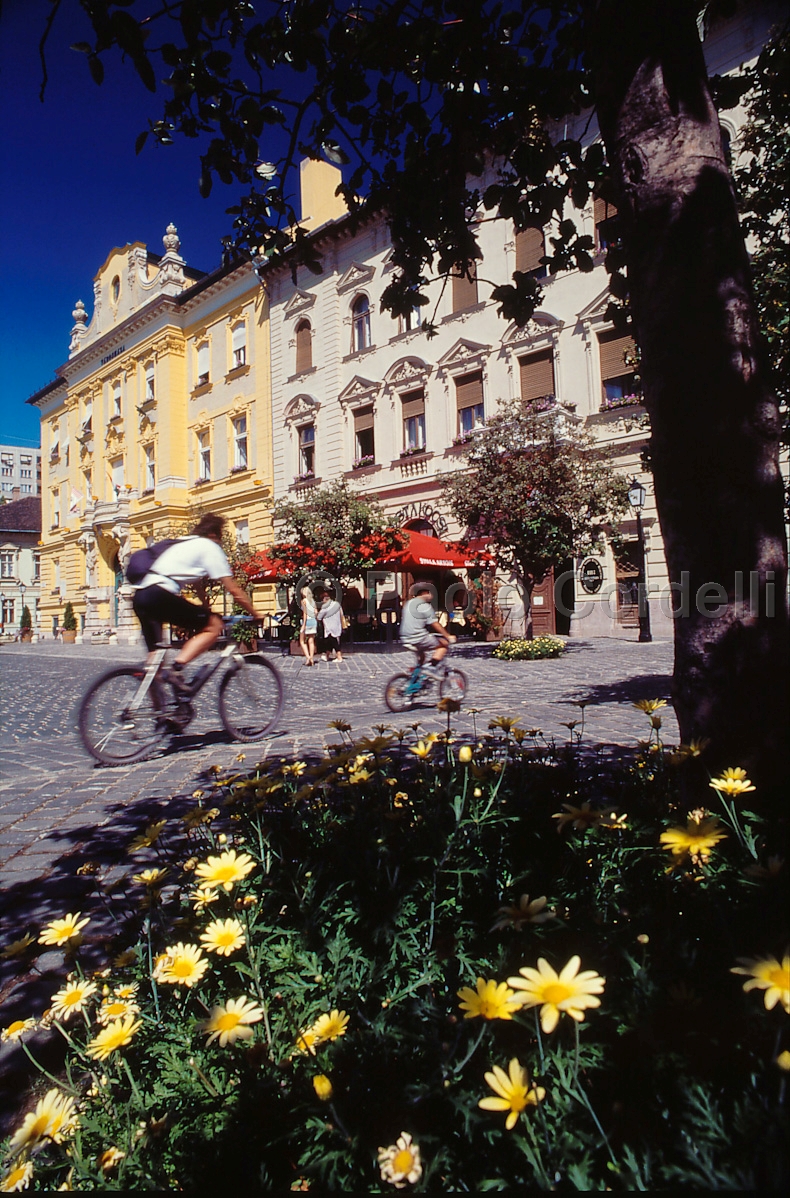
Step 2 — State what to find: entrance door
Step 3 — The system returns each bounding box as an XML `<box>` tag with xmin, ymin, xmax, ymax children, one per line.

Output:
<box><xmin>615</xmin><ymin>542</ymin><xmax>642</xmax><ymax>628</ymax></box>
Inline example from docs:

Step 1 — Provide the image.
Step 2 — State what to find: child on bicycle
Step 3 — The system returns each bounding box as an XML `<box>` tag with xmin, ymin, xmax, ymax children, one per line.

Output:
<box><xmin>398</xmin><ymin>581</ymin><xmax>455</xmax><ymax>674</ymax></box>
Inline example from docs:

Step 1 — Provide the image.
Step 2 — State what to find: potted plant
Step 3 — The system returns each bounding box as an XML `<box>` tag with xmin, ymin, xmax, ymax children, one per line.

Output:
<box><xmin>19</xmin><ymin>605</ymin><xmax>33</xmax><ymax>642</ymax></box>
<box><xmin>62</xmin><ymin>601</ymin><xmax>78</xmax><ymax>643</ymax></box>
<box><xmin>229</xmin><ymin>619</ymin><xmax>258</xmax><ymax>654</ymax></box>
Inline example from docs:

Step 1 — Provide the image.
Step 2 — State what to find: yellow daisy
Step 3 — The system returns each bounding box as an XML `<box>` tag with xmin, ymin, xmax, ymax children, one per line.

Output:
<box><xmin>479</xmin><ymin>1058</ymin><xmax>545</xmax><ymax>1129</ymax></box>
<box><xmin>112</xmin><ymin>949</ymin><xmax>138</xmax><ymax>969</ymax></box>
<box><xmin>127</xmin><ymin>821</ymin><xmax>167</xmax><ymax>853</ymax></box>
<box><xmin>294</xmin><ymin>1026</ymin><xmax>319</xmax><ymax>1055</ymax></box>
<box><xmin>457</xmin><ymin>978</ymin><xmax>523</xmax><ymax>1021</ymax></box>
<box><xmin>182</xmin><ymin>806</ymin><xmax>220</xmax><ymax>830</ymax></box>
<box><xmin>113</xmin><ymin>983</ymin><xmax>139</xmax><ymax>1000</ymax></box>
<box><xmin>312</xmin><ymin>1074</ymin><xmax>333</xmax><ymax>1101</ymax></box>
<box><xmin>552</xmin><ymin>802</ymin><xmax>603</xmax><ymax>833</ymax></box>
<box><xmin>201</xmin><ymin>996</ymin><xmax>264</xmax><ymax>1047</ymax></box>
<box><xmin>190</xmin><ymin>885</ymin><xmax>220</xmax><ymax>912</ymax></box>
<box><xmin>377</xmin><ymin>1132</ymin><xmax>423</xmax><ymax>1188</ymax></box>
<box><xmin>97</xmin><ymin>997</ymin><xmax>140</xmax><ymax>1025</ymax></box>
<box><xmin>409</xmin><ymin>740</ymin><xmax>433</xmax><ymax>760</ymax></box>
<box><xmin>660</xmin><ymin>815</ymin><xmax>727</xmax><ymax>865</ymax></box>
<box><xmin>731</xmin><ymin>954</ymin><xmax>790</xmax><ymax>1013</ymax></box>
<box><xmin>50</xmin><ymin>979</ymin><xmax>98</xmax><ymax>1022</ymax></box>
<box><xmin>633</xmin><ymin>699</ymin><xmax>667</xmax><ymax>714</ymax></box>
<box><xmin>155</xmin><ymin>942</ymin><xmax>209</xmax><ymax>988</ymax></box>
<box><xmin>8</xmin><ymin>1089</ymin><xmax>78</xmax><ymax>1155</ymax></box>
<box><xmin>709</xmin><ymin>767</ymin><xmax>756</xmax><ymax>798</ymax></box>
<box><xmin>1</xmin><ymin>1019</ymin><xmax>36</xmax><ymax>1043</ymax></box>
<box><xmin>311</xmin><ymin>1009</ymin><xmax>349</xmax><ymax>1043</ymax></box>
<box><xmin>38</xmin><ymin>913</ymin><xmax>89</xmax><ymax>948</ymax></box>
<box><xmin>98</xmin><ymin>1147</ymin><xmax>125</xmax><ymax>1173</ymax></box>
<box><xmin>86</xmin><ymin>1014</ymin><xmax>142</xmax><ymax>1061</ymax></box>
<box><xmin>132</xmin><ymin>868</ymin><xmax>168</xmax><ymax>887</ymax></box>
<box><xmin>490</xmin><ymin>894</ymin><xmax>553</xmax><ymax>932</ymax></box>
<box><xmin>508</xmin><ymin>956</ymin><xmax>605</xmax><ymax>1033</ymax></box>
<box><xmin>0</xmin><ymin>1160</ymin><xmax>34</xmax><ymax>1192</ymax></box>
<box><xmin>200</xmin><ymin>918</ymin><xmax>246</xmax><ymax>957</ymax></box>
<box><xmin>194</xmin><ymin>849</ymin><xmax>256</xmax><ymax>892</ymax></box>
<box><xmin>0</xmin><ymin>934</ymin><xmax>35</xmax><ymax>960</ymax></box>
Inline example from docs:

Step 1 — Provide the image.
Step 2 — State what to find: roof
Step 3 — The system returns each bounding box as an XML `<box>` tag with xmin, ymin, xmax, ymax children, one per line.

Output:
<box><xmin>0</xmin><ymin>496</ymin><xmax>42</xmax><ymax>533</ymax></box>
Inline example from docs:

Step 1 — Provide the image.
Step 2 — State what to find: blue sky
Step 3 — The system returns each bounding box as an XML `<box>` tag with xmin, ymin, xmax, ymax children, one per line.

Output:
<box><xmin>0</xmin><ymin>0</ymin><xmax>253</xmax><ymax>445</ymax></box>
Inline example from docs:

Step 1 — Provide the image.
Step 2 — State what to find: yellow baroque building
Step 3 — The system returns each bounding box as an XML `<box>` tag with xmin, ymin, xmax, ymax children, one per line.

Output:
<box><xmin>28</xmin><ymin>224</ymin><xmax>274</xmax><ymax>643</ymax></box>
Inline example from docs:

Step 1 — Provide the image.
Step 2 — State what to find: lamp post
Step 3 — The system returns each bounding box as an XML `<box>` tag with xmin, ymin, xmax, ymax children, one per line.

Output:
<box><xmin>627</xmin><ymin>478</ymin><xmax>653</xmax><ymax>643</ymax></box>
<box><xmin>0</xmin><ymin>589</ymin><xmax>5</xmax><ymax>633</ymax></box>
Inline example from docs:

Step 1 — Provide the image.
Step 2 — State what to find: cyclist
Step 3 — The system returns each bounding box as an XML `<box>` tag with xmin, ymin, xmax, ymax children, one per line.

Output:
<box><xmin>132</xmin><ymin>513</ymin><xmax>262</xmax><ymax>690</ymax></box>
<box><xmin>399</xmin><ymin>581</ymin><xmax>455</xmax><ymax>675</ymax></box>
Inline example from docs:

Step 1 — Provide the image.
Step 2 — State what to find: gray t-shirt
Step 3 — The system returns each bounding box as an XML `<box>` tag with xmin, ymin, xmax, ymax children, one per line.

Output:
<box><xmin>399</xmin><ymin>597</ymin><xmax>437</xmax><ymax>645</ymax></box>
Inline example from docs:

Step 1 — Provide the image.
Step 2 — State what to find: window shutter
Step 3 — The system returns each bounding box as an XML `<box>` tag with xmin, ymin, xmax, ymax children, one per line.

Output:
<box><xmin>197</xmin><ymin>344</ymin><xmax>209</xmax><ymax>377</ymax></box>
<box><xmin>401</xmin><ymin>389</ymin><xmax>425</xmax><ymax>419</ymax></box>
<box><xmin>232</xmin><ymin>324</ymin><xmax>246</xmax><ymax>351</ymax></box>
<box><xmin>353</xmin><ymin>406</ymin><xmax>374</xmax><ymax>433</ymax></box>
<box><xmin>295</xmin><ymin>321</ymin><xmax>312</xmax><ymax>372</ymax></box>
<box><xmin>598</xmin><ymin>330</ymin><xmax>636</xmax><ymax>380</ymax></box>
<box><xmin>455</xmin><ymin>371</ymin><xmax>483</xmax><ymax>410</ymax></box>
<box><xmin>519</xmin><ymin>350</ymin><xmax>555</xmax><ymax>401</ymax></box>
<box><xmin>515</xmin><ymin>227</ymin><xmax>544</xmax><ymax>274</ymax></box>
<box><xmin>451</xmin><ymin>268</ymin><xmax>478</xmax><ymax>312</ymax></box>
<box><xmin>594</xmin><ymin>197</ymin><xmax>618</xmax><ymax>225</ymax></box>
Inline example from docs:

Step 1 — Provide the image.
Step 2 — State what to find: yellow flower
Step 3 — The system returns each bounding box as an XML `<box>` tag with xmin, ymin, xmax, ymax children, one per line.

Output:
<box><xmin>113</xmin><ymin>983</ymin><xmax>139</xmax><ymax>1000</ymax></box>
<box><xmin>1</xmin><ymin>1019</ymin><xmax>36</xmax><ymax>1043</ymax></box>
<box><xmin>283</xmin><ymin>760</ymin><xmax>307</xmax><ymax>777</ymax></box>
<box><xmin>127</xmin><ymin>820</ymin><xmax>167</xmax><ymax>852</ymax></box>
<box><xmin>633</xmin><ymin>699</ymin><xmax>667</xmax><ymax>714</ymax></box>
<box><xmin>508</xmin><ymin>956</ymin><xmax>606</xmax><ymax>1033</ymax></box>
<box><xmin>201</xmin><ymin>996</ymin><xmax>264</xmax><ymax>1047</ymax></box>
<box><xmin>311</xmin><ymin>1009</ymin><xmax>349</xmax><ymax>1043</ymax></box>
<box><xmin>194</xmin><ymin>849</ymin><xmax>256</xmax><ymax>892</ymax></box>
<box><xmin>437</xmin><ymin>696</ymin><xmax>461</xmax><ymax>713</ymax></box>
<box><xmin>86</xmin><ymin>1014</ymin><xmax>142</xmax><ymax>1061</ymax></box>
<box><xmin>0</xmin><ymin>1161</ymin><xmax>34</xmax><ymax>1192</ymax></box>
<box><xmin>458</xmin><ymin>745</ymin><xmax>473</xmax><ymax>764</ymax></box>
<box><xmin>38</xmin><ymin>913</ymin><xmax>89</xmax><ymax>948</ymax></box>
<box><xmin>489</xmin><ymin>716</ymin><xmax>520</xmax><ymax>733</ymax></box>
<box><xmin>377</xmin><ymin>1132</ymin><xmax>423</xmax><ymax>1188</ymax></box>
<box><xmin>0</xmin><ymin>934</ymin><xmax>35</xmax><ymax>960</ymax></box>
<box><xmin>457</xmin><ymin>978</ymin><xmax>523</xmax><ymax>1021</ymax></box>
<box><xmin>660</xmin><ymin>815</ymin><xmax>726</xmax><ymax>865</ymax></box>
<box><xmin>295</xmin><ymin>1027</ymin><xmax>319</xmax><ymax>1055</ymax></box>
<box><xmin>156</xmin><ymin>942</ymin><xmax>209</xmax><ymax>988</ymax></box>
<box><xmin>668</xmin><ymin>738</ymin><xmax>710</xmax><ymax>764</ymax></box>
<box><xmin>479</xmin><ymin>1058</ymin><xmax>545</xmax><ymax>1130</ymax></box>
<box><xmin>132</xmin><ymin>868</ymin><xmax>168</xmax><ymax>887</ymax></box>
<box><xmin>112</xmin><ymin>949</ymin><xmax>138</xmax><ymax>969</ymax></box>
<box><xmin>709</xmin><ymin>767</ymin><xmax>756</xmax><ymax>798</ymax></box>
<box><xmin>97</xmin><ymin>997</ymin><xmax>140</xmax><ymax>1026</ymax></box>
<box><xmin>776</xmin><ymin>1050</ymin><xmax>790</xmax><ymax>1071</ymax></box>
<box><xmin>328</xmin><ymin>719</ymin><xmax>351</xmax><ymax>732</ymax></box>
<box><xmin>409</xmin><ymin>740</ymin><xmax>433</xmax><ymax>760</ymax></box>
<box><xmin>312</xmin><ymin>1074</ymin><xmax>333</xmax><ymax>1101</ymax></box>
<box><xmin>182</xmin><ymin>807</ymin><xmax>220</xmax><ymax>830</ymax></box>
<box><xmin>731</xmin><ymin>955</ymin><xmax>790</xmax><ymax>1014</ymax></box>
<box><xmin>190</xmin><ymin>885</ymin><xmax>220</xmax><ymax>911</ymax></box>
<box><xmin>490</xmin><ymin>894</ymin><xmax>553</xmax><ymax>932</ymax></box>
<box><xmin>552</xmin><ymin>802</ymin><xmax>602</xmax><ymax>833</ymax></box>
<box><xmin>8</xmin><ymin>1089</ymin><xmax>78</xmax><ymax>1155</ymax></box>
<box><xmin>50</xmin><ymin>980</ymin><xmax>98</xmax><ymax>1022</ymax></box>
<box><xmin>200</xmin><ymin>918</ymin><xmax>246</xmax><ymax>957</ymax></box>
<box><xmin>98</xmin><ymin>1147</ymin><xmax>125</xmax><ymax>1173</ymax></box>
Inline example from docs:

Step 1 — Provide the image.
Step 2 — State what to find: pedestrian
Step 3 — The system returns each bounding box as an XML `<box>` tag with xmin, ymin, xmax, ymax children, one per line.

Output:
<box><xmin>316</xmin><ymin>588</ymin><xmax>344</xmax><ymax>662</ymax></box>
<box><xmin>299</xmin><ymin>584</ymin><xmax>318</xmax><ymax>666</ymax></box>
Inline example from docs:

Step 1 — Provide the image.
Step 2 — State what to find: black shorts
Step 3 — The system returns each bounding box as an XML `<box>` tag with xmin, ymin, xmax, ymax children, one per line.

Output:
<box><xmin>132</xmin><ymin>585</ymin><xmax>212</xmax><ymax>652</ymax></box>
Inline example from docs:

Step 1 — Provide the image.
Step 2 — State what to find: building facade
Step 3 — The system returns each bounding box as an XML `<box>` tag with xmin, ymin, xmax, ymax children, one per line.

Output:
<box><xmin>0</xmin><ymin>442</ymin><xmax>41</xmax><ymax>500</ymax></box>
<box><xmin>0</xmin><ymin>496</ymin><xmax>41</xmax><ymax>637</ymax></box>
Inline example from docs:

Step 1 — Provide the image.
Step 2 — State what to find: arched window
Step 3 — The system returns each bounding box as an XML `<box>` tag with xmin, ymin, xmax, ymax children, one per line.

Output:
<box><xmin>295</xmin><ymin>320</ymin><xmax>312</xmax><ymax>373</ymax></box>
<box><xmin>352</xmin><ymin>295</ymin><xmax>371</xmax><ymax>353</ymax></box>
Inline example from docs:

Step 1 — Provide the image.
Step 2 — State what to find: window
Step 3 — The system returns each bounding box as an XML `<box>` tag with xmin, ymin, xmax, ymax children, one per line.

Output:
<box><xmin>455</xmin><ymin>371</ymin><xmax>485</xmax><ymax>435</ymax></box>
<box><xmin>233</xmin><ymin>416</ymin><xmax>248</xmax><ymax>470</ymax></box>
<box><xmin>144</xmin><ymin>444</ymin><xmax>156</xmax><ymax>491</ymax></box>
<box><xmin>0</xmin><ymin>551</ymin><xmax>14</xmax><ymax>579</ymax></box>
<box><xmin>111</xmin><ymin>456</ymin><xmax>124</xmax><ymax>495</ymax></box>
<box><xmin>402</xmin><ymin>390</ymin><xmax>426</xmax><ymax>452</ymax></box>
<box><xmin>598</xmin><ymin>329</ymin><xmax>638</xmax><ymax>406</ymax></box>
<box><xmin>353</xmin><ymin>407</ymin><xmax>375</xmax><ymax>465</ymax></box>
<box><xmin>49</xmin><ymin>433</ymin><xmax>59</xmax><ymax>462</ymax></box>
<box><xmin>515</xmin><ymin>227</ymin><xmax>547</xmax><ymax>279</ymax></box>
<box><xmin>52</xmin><ymin>490</ymin><xmax>60</xmax><ymax>527</ymax></box>
<box><xmin>1</xmin><ymin>453</ymin><xmax>13</xmax><ymax>467</ymax></box>
<box><xmin>231</xmin><ymin>323</ymin><xmax>247</xmax><ymax>368</ymax></box>
<box><xmin>1</xmin><ymin>467</ymin><xmax>11</xmax><ymax>478</ymax></box>
<box><xmin>234</xmin><ymin>519</ymin><xmax>249</xmax><ymax>546</ymax></box>
<box><xmin>20</xmin><ymin>454</ymin><xmax>31</xmax><ymax>466</ymax></box>
<box><xmin>352</xmin><ymin>295</ymin><xmax>372</xmax><ymax>353</ymax></box>
<box><xmin>399</xmin><ymin>305</ymin><xmax>422</xmax><ymax>334</ymax></box>
<box><xmin>1</xmin><ymin>599</ymin><xmax>13</xmax><ymax>625</ymax></box>
<box><xmin>298</xmin><ymin>424</ymin><xmax>315</xmax><ymax>476</ymax></box>
<box><xmin>33</xmin><ymin>553</ymin><xmax>40</xmax><ymax>582</ymax></box>
<box><xmin>451</xmin><ymin>265</ymin><xmax>478</xmax><ymax>313</ymax></box>
<box><xmin>112</xmin><ymin>380</ymin><xmax>122</xmax><ymax>418</ymax></box>
<box><xmin>295</xmin><ymin>320</ymin><xmax>312</xmax><ymax>373</ymax></box>
<box><xmin>519</xmin><ymin>349</ymin><xmax>555</xmax><ymax>403</ymax></box>
<box><xmin>144</xmin><ymin>364</ymin><xmax>155</xmax><ymax>402</ymax></box>
<box><xmin>111</xmin><ymin>275</ymin><xmax>120</xmax><ymax>303</ymax></box>
<box><xmin>1</xmin><ymin>482</ymin><xmax>12</xmax><ymax>494</ymax></box>
<box><xmin>83</xmin><ymin>469</ymin><xmax>92</xmax><ymax>500</ymax></box>
<box><xmin>20</xmin><ymin>469</ymin><xmax>32</xmax><ymax>478</ymax></box>
<box><xmin>54</xmin><ymin>559</ymin><xmax>61</xmax><ymax>593</ymax></box>
<box><xmin>81</xmin><ymin>399</ymin><xmax>92</xmax><ymax>435</ymax></box>
<box><xmin>21</xmin><ymin>484</ymin><xmax>32</xmax><ymax>494</ymax></box>
<box><xmin>594</xmin><ymin>197</ymin><xmax>620</xmax><ymax>251</ymax></box>
<box><xmin>198</xmin><ymin>431</ymin><xmax>211</xmax><ymax>481</ymax></box>
<box><xmin>196</xmin><ymin>343</ymin><xmax>210</xmax><ymax>387</ymax></box>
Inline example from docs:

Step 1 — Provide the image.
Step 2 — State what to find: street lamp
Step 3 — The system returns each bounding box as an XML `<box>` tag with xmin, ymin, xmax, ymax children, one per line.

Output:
<box><xmin>627</xmin><ymin>478</ymin><xmax>653</xmax><ymax>643</ymax></box>
<box><xmin>0</xmin><ymin>589</ymin><xmax>5</xmax><ymax>633</ymax></box>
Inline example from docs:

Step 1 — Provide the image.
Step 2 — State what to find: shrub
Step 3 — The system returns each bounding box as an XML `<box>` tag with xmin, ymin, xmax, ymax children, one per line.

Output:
<box><xmin>493</xmin><ymin>636</ymin><xmax>565</xmax><ymax>660</ymax></box>
<box><xmin>62</xmin><ymin>602</ymin><xmax>78</xmax><ymax>632</ymax></box>
<box><xmin>19</xmin><ymin>605</ymin><xmax>32</xmax><ymax>632</ymax></box>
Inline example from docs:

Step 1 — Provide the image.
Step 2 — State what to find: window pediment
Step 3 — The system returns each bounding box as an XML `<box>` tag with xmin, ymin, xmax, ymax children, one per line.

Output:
<box><xmin>283</xmin><ymin>394</ymin><xmax>320</xmax><ymax>425</ymax></box>
<box><xmin>338</xmin><ymin>375</ymin><xmax>379</xmax><ymax>408</ymax></box>
<box><xmin>385</xmin><ymin>357</ymin><xmax>431</xmax><ymax>392</ymax></box>
<box><xmin>284</xmin><ymin>289</ymin><xmax>317</xmax><ymax>318</ymax></box>
<box><xmin>337</xmin><ymin>262</ymin><xmax>376</xmax><ymax>294</ymax></box>
<box><xmin>436</xmin><ymin>338</ymin><xmax>490</xmax><ymax>373</ymax></box>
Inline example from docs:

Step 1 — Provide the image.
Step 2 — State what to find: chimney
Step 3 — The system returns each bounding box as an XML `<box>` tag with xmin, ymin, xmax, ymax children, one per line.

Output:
<box><xmin>299</xmin><ymin>159</ymin><xmax>346</xmax><ymax>232</ymax></box>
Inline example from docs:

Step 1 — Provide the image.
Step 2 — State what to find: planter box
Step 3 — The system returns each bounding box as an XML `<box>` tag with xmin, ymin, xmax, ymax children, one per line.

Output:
<box><xmin>290</xmin><ymin>639</ymin><xmax>304</xmax><ymax>656</ymax></box>
<box><xmin>62</xmin><ymin>630</ymin><xmax>77</xmax><ymax>643</ymax></box>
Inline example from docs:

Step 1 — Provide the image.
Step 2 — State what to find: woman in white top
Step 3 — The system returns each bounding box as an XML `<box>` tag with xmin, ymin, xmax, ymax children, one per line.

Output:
<box><xmin>317</xmin><ymin>590</ymin><xmax>344</xmax><ymax>662</ymax></box>
<box><xmin>299</xmin><ymin>585</ymin><xmax>318</xmax><ymax>666</ymax></box>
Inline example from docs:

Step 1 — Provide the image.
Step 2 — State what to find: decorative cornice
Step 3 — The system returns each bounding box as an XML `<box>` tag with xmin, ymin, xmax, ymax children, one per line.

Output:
<box><xmin>436</xmin><ymin>338</ymin><xmax>491</xmax><ymax>373</ymax></box>
<box><xmin>337</xmin><ymin>261</ymin><xmax>375</xmax><ymax>295</ymax></box>
<box><xmin>283</xmin><ymin>289</ymin><xmax>317</xmax><ymax>318</ymax></box>
<box><xmin>338</xmin><ymin>375</ymin><xmax>379</xmax><ymax>408</ymax></box>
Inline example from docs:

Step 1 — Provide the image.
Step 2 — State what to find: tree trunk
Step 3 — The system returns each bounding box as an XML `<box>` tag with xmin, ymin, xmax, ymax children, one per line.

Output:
<box><xmin>590</xmin><ymin>1</ymin><xmax>788</xmax><ymax>793</ymax></box>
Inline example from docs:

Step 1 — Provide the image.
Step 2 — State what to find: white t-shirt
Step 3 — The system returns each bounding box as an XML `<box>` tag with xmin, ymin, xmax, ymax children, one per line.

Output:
<box><xmin>139</xmin><ymin>536</ymin><xmax>232</xmax><ymax>595</ymax></box>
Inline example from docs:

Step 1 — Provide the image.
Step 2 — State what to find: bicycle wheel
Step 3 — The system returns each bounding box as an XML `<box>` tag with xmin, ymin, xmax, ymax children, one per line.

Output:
<box><xmin>440</xmin><ymin>668</ymin><xmax>468</xmax><ymax>704</ymax></box>
<box><xmin>218</xmin><ymin>656</ymin><xmax>284</xmax><ymax>741</ymax></box>
<box><xmin>384</xmin><ymin>673</ymin><xmax>414</xmax><ymax>713</ymax></box>
<box><xmin>78</xmin><ymin>667</ymin><xmax>167</xmax><ymax>766</ymax></box>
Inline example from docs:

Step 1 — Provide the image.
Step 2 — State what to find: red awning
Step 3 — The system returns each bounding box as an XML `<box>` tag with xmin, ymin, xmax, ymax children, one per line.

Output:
<box><xmin>377</xmin><ymin>529</ymin><xmax>494</xmax><ymax>572</ymax></box>
<box><xmin>245</xmin><ymin>554</ymin><xmax>284</xmax><ymax>583</ymax></box>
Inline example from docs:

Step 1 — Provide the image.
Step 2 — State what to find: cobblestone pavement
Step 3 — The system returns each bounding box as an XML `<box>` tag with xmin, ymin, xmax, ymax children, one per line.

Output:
<box><xmin>0</xmin><ymin>635</ymin><xmax>676</xmax><ymax>1118</ymax></box>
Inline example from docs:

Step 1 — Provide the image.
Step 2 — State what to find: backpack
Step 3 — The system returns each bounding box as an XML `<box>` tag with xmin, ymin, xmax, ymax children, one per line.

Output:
<box><xmin>125</xmin><ymin>538</ymin><xmax>181</xmax><ymax>585</ymax></box>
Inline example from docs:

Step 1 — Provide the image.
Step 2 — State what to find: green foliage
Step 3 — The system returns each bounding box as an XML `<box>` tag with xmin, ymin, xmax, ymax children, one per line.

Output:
<box><xmin>493</xmin><ymin>636</ymin><xmax>565</xmax><ymax>660</ymax></box>
<box><xmin>62</xmin><ymin>601</ymin><xmax>77</xmax><ymax>631</ymax></box>
<box><xmin>19</xmin><ymin>604</ymin><xmax>32</xmax><ymax>632</ymax></box>
<box><xmin>4</xmin><ymin>715</ymin><xmax>787</xmax><ymax>1191</ymax></box>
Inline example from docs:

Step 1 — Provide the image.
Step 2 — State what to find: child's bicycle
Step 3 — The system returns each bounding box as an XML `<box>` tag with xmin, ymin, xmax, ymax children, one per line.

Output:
<box><xmin>78</xmin><ymin>617</ymin><xmax>283</xmax><ymax>766</ymax></box>
<box><xmin>384</xmin><ymin>648</ymin><xmax>468</xmax><ymax>713</ymax></box>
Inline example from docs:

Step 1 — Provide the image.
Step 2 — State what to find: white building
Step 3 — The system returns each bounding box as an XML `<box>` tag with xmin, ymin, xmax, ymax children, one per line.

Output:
<box><xmin>0</xmin><ymin>441</ymin><xmax>41</xmax><ymax>500</ymax></box>
<box><xmin>0</xmin><ymin>496</ymin><xmax>41</xmax><ymax>637</ymax></box>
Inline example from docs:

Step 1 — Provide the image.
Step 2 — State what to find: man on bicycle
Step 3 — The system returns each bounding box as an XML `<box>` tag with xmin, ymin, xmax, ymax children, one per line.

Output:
<box><xmin>132</xmin><ymin>513</ymin><xmax>262</xmax><ymax>689</ymax></box>
<box><xmin>399</xmin><ymin>581</ymin><xmax>455</xmax><ymax>675</ymax></box>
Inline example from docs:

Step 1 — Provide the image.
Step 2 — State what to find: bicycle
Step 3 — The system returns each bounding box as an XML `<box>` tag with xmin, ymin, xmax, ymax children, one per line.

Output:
<box><xmin>384</xmin><ymin>647</ymin><xmax>468</xmax><ymax>713</ymax></box>
<box><xmin>78</xmin><ymin>617</ymin><xmax>284</xmax><ymax>766</ymax></box>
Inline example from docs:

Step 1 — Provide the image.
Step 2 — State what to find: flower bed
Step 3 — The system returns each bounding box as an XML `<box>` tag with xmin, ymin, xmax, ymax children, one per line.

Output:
<box><xmin>493</xmin><ymin>636</ymin><xmax>566</xmax><ymax>660</ymax></box>
<box><xmin>1</xmin><ymin>712</ymin><xmax>787</xmax><ymax>1191</ymax></box>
